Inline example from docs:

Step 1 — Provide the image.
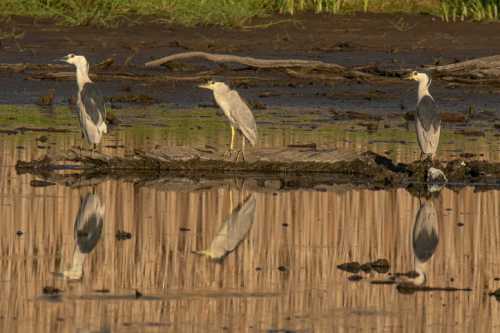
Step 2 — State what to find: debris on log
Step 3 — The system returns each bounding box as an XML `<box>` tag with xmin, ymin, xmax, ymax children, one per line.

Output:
<box><xmin>15</xmin><ymin>146</ymin><xmax>500</xmax><ymax>191</ymax></box>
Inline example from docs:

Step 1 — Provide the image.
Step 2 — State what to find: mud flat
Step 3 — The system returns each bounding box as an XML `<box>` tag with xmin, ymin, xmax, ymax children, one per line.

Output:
<box><xmin>15</xmin><ymin>146</ymin><xmax>500</xmax><ymax>191</ymax></box>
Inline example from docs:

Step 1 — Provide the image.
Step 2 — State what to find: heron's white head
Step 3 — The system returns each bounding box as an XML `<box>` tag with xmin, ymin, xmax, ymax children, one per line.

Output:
<box><xmin>198</xmin><ymin>80</ymin><xmax>228</xmax><ymax>91</ymax></box>
<box><xmin>406</xmin><ymin>71</ymin><xmax>431</xmax><ymax>85</ymax></box>
<box><xmin>61</xmin><ymin>53</ymin><xmax>89</xmax><ymax>70</ymax></box>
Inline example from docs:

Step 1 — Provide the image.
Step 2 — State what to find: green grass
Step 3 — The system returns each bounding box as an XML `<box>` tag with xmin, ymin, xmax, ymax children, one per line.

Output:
<box><xmin>0</xmin><ymin>0</ymin><xmax>273</xmax><ymax>27</ymax></box>
<box><xmin>0</xmin><ymin>105</ymin><xmax>75</xmax><ymax>128</ymax></box>
<box><xmin>441</xmin><ymin>0</ymin><xmax>500</xmax><ymax>21</ymax></box>
<box><xmin>1</xmin><ymin>0</ymin><xmax>499</xmax><ymax>27</ymax></box>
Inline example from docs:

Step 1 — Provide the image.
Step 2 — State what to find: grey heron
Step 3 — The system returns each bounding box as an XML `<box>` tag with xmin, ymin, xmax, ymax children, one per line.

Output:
<box><xmin>61</xmin><ymin>54</ymin><xmax>108</xmax><ymax>154</ymax></box>
<box><xmin>198</xmin><ymin>81</ymin><xmax>257</xmax><ymax>161</ymax></box>
<box><xmin>194</xmin><ymin>193</ymin><xmax>256</xmax><ymax>261</ymax></box>
<box><xmin>63</xmin><ymin>192</ymin><xmax>105</xmax><ymax>280</ymax></box>
<box><xmin>405</xmin><ymin>71</ymin><xmax>441</xmax><ymax>160</ymax></box>
<box><xmin>405</xmin><ymin>196</ymin><xmax>439</xmax><ymax>286</ymax></box>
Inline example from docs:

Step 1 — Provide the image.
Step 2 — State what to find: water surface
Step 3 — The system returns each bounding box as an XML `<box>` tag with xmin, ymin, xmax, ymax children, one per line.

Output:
<box><xmin>0</xmin><ymin>107</ymin><xmax>499</xmax><ymax>332</ymax></box>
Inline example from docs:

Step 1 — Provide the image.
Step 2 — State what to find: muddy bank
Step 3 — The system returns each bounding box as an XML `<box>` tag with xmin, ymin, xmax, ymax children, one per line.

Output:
<box><xmin>15</xmin><ymin>147</ymin><xmax>500</xmax><ymax>191</ymax></box>
<box><xmin>3</xmin><ymin>14</ymin><xmax>500</xmax><ymax>115</ymax></box>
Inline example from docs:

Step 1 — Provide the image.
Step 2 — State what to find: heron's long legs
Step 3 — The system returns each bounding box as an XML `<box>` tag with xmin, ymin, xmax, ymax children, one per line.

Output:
<box><xmin>235</xmin><ymin>137</ymin><xmax>246</xmax><ymax>162</ymax></box>
<box><xmin>224</xmin><ymin>126</ymin><xmax>236</xmax><ymax>159</ymax></box>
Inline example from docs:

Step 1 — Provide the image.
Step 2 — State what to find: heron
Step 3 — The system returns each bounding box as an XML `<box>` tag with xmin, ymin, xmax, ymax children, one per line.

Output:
<box><xmin>63</xmin><ymin>192</ymin><xmax>105</xmax><ymax>280</ymax></box>
<box><xmin>194</xmin><ymin>193</ymin><xmax>256</xmax><ymax>261</ymax></box>
<box><xmin>198</xmin><ymin>81</ymin><xmax>257</xmax><ymax>161</ymax></box>
<box><xmin>401</xmin><ymin>195</ymin><xmax>439</xmax><ymax>286</ymax></box>
<box><xmin>405</xmin><ymin>71</ymin><xmax>441</xmax><ymax>160</ymax></box>
<box><xmin>60</xmin><ymin>54</ymin><xmax>108</xmax><ymax>154</ymax></box>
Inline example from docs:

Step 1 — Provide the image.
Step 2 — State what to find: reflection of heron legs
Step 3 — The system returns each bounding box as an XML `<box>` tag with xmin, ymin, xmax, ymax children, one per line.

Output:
<box><xmin>224</xmin><ymin>126</ymin><xmax>236</xmax><ymax>160</ymax></box>
<box><xmin>229</xmin><ymin>187</ymin><xmax>233</xmax><ymax>211</ymax></box>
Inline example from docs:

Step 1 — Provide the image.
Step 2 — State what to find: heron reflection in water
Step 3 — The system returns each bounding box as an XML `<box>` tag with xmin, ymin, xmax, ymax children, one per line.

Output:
<box><xmin>405</xmin><ymin>192</ymin><xmax>440</xmax><ymax>286</ymax></box>
<box><xmin>194</xmin><ymin>192</ymin><xmax>256</xmax><ymax>261</ymax></box>
<box><xmin>63</xmin><ymin>191</ymin><xmax>105</xmax><ymax>280</ymax></box>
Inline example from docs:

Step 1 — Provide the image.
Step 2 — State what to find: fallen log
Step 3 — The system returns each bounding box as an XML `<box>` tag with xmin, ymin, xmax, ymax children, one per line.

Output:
<box><xmin>429</xmin><ymin>55</ymin><xmax>500</xmax><ymax>82</ymax></box>
<box><xmin>4</xmin><ymin>54</ymin><xmax>500</xmax><ymax>85</ymax></box>
<box><xmin>145</xmin><ymin>51</ymin><xmax>347</xmax><ymax>70</ymax></box>
<box><xmin>15</xmin><ymin>147</ymin><xmax>500</xmax><ymax>191</ymax></box>
<box><xmin>144</xmin><ymin>51</ymin><xmax>374</xmax><ymax>79</ymax></box>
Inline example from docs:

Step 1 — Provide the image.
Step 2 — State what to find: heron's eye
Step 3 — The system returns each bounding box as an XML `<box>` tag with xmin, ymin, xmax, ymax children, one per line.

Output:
<box><xmin>413</xmin><ymin>71</ymin><xmax>417</xmax><ymax>76</ymax></box>
<box><xmin>69</xmin><ymin>54</ymin><xmax>74</xmax><ymax>58</ymax></box>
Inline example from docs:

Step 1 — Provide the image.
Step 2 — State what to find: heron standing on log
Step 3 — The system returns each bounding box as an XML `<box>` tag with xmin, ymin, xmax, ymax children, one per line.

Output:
<box><xmin>405</xmin><ymin>71</ymin><xmax>441</xmax><ymax>160</ymax></box>
<box><xmin>199</xmin><ymin>81</ymin><xmax>257</xmax><ymax>161</ymax></box>
<box><xmin>61</xmin><ymin>54</ymin><xmax>107</xmax><ymax>154</ymax></box>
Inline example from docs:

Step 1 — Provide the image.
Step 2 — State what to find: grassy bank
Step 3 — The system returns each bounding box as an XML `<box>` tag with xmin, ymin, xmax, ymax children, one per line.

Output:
<box><xmin>0</xmin><ymin>0</ymin><xmax>498</xmax><ymax>27</ymax></box>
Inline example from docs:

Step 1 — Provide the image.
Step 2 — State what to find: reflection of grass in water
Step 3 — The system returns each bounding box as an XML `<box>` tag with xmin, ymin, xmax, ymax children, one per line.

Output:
<box><xmin>118</xmin><ymin>106</ymin><xmax>227</xmax><ymax>142</ymax></box>
<box><xmin>0</xmin><ymin>105</ymin><xmax>76</xmax><ymax>128</ymax></box>
<box><xmin>0</xmin><ymin>105</ymin><xmax>496</xmax><ymax>159</ymax></box>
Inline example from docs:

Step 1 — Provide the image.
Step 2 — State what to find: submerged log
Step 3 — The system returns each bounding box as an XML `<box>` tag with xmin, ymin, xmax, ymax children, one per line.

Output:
<box><xmin>15</xmin><ymin>146</ymin><xmax>500</xmax><ymax>191</ymax></box>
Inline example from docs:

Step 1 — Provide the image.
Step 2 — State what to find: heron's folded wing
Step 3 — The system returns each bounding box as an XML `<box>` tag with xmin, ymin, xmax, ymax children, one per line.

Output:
<box><xmin>81</xmin><ymin>83</ymin><xmax>106</xmax><ymax>126</ymax></box>
<box><xmin>226</xmin><ymin>90</ymin><xmax>258</xmax><ymax>145</ymax></box>
<box><xmin>416</xmin><ymin>95</ymin><xmax>440</xmax><ymax>132</ymax></box>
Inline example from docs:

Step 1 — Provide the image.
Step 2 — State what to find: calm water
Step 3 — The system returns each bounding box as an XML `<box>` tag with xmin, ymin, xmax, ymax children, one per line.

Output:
<box><xmin>0</xmin><ymin>108</ymin><xmax>499</xmax><ymax>332</ymax></box>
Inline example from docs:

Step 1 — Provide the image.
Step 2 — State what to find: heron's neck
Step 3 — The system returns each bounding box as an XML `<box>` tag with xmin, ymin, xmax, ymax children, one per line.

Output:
<box><xmin>64</xmin><ymin>248</ymin><xmax>86</xmax><ymax>279</ymax></box>
<box><xmin>417</xmin><ymin>79</ymin><xmax>432</xmax><ymax>103</ymax></box>
<box><xmin>76</xmin><ymin>65</ymin><xmax>92</xmax><ymax>92</ymax></box>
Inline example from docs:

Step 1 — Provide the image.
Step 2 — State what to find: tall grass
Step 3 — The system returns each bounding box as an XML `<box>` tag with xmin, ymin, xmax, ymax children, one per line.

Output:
<box><xmin>441</xmin><ymin>0</ymin><xmax>500</xmax><ymax>21</ymax></box>
<box><xmin>2</xmin><ymin>0</ymin><xmax>500</xmax><ymax>26</ymax></box>
<box><xmin>0</xmin><ymin>0</ymin><xmax>272</xmax><ymax>26</ymax></box>
<box><xmin>275</xmin><ymin>0</ymin><xmax>437</xmax><ymax>14</ymax></box>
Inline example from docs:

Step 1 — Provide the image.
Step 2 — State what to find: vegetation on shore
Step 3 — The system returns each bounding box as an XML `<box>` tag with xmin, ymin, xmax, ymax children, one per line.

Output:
<box><xmin>0</xmin><ymin>0</ymin><xmax>499</xmax><ymax>27</ymax></box>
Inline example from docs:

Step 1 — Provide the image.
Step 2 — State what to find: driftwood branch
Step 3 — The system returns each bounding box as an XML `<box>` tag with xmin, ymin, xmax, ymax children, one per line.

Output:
<box><xmin>145</xmin><ymin>51</ymin><xmax>345</xmax><ymax>70</ymax></box>
<box><xmin>5</xmin><ymin>54</ymin><xmax>500</xmax><ymax>85</ymax></box>
<box><xmin>429</xmin><ymin>55</ymin><xmax>500</xmax><ymax>81</ymax></box>
<box><xmin>430</xmin><ymin>55</ymin><xmax>500</xmax><ymax>72</ymax></box>
<box><xmin>144</xmin><ymin>51</ymin><xmax>374</xmax><ymax>79</ymax></box>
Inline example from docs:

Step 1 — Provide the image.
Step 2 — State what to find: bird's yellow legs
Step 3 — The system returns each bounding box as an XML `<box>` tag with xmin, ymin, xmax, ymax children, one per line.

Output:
<box><xmin>224</xmin><ymin>126</ymin><xmax>237</xmax><ymax>159</ymax></box>
<box><xmin>224</xmin><ymin>125</ymin><xmax>247</xmax><ymax>162</ymax></box>
<box><xmin>235</xmin><ymin>137</ymin><xmax>246</xmax><ymax>162</ymax></box>
<box><xmin>231</xmin><ymin>126</ymin><xmax>236</xmax><ymax>151</ymax></box>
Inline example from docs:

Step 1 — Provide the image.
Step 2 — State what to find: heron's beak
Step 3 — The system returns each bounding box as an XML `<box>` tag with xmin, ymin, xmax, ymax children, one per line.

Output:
<box><xmin>198</xmin><ymin>83</ymin><xmax>211</xmax><ymax>89</ymax></box>
<box><xmin>57</xmin><ymin>56</ymin><xmax>69</xmax><ymax>63</ymax></box>
<box><xmin>404</xmin><ymin>74</ymin><xmax>413</xmax><ymax>80</ymax></box>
